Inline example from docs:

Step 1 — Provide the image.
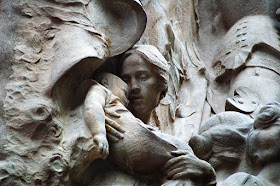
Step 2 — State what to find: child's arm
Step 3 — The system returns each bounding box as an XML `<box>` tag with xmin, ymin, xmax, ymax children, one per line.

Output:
<box><xmin>83</xmin><ymin>84</ymin><xmax>109</xmax><ymax>159</ymax></box>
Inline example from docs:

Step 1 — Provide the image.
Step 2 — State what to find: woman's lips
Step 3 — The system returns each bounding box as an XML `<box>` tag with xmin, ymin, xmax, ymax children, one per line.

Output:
<box><xmin>132</xmin><ymin>98</ymin><xmax>142</xmax><ymax>102</ymax></box>
<box><xmin>129</xmin><ymin>96</ymin><xmax>143</xmax><ymax>103</ymax></box>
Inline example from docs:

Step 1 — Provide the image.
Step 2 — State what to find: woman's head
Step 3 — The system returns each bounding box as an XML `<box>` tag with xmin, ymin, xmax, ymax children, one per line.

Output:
<box><xmin>120</xmin><ymin>45</ymin><xmax>169</xmax><ymax>123</ymax></box>
<box><xmin>121</xmin><ymin>45</ymin><xmax>169</xmax><ymax>94</ymax></box>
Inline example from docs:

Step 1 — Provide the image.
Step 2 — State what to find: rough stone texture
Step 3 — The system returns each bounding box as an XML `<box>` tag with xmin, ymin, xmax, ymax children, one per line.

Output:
<box><xmin>0</xmin><ymin>0</ymin><xmax>147</xmax><ymax>185</ymax></box>
<box><xmin>1</xmin><ymin>0</ymin><xmax>280</xmax><ymax>185</ymax></box>
<box><xmin>138</xmin><ymin>0</ymin><xmax>208</xmax><ymax>143</ymax></box>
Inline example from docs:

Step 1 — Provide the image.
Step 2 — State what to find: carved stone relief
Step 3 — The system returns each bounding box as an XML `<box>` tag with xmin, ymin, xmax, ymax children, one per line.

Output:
<box><xmin>0</xmin><ymin>0</ymin><xmax>280</xmax><ymax>185</ymax></box>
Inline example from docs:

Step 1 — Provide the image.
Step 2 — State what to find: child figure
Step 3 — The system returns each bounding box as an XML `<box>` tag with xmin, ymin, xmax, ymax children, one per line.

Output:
<box><xmin>82</xmin><ymin>72</ymin><xmax>215</xmax><ymax>183</ymax></box>
<box><xmin>82</xmin><ymin>72</ymin><xmax>130</xmax><ymax>159</ymax></box>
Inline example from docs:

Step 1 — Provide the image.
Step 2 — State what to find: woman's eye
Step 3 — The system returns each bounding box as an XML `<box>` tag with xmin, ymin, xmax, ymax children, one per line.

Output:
<box><xmin>122</xmin><ymin>77</ymin><xmax>129</xmax><ymax>83</ymax></box>
<box><xmin>139</xmin><ymin>74</ymin><xmax>148</xmax><ymax>80</ymax></box>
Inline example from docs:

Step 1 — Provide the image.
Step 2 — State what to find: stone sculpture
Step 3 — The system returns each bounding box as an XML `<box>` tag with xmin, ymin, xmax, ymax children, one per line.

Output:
<box><xmin>0</xmin><ymin>0</ymin><xmax>147</xmax><ymax>185</ymax></box>
<box><xmin>190</xmin><ymin>102</ymin><xmax>280</xmax><ymax>185</ymax></box>
<box><xmin>82</xmin><ymin>72</ymin><xmax>215</xmax><ymax>185</ymax></box>
<box><xmin>190</xmin><ymin>0</ymin><xmax>280</xmax><ymax>184</ymax></box>
<box><xmin>1</xmin><ymin>0</ymin><xmax>280</xmax><ymax>185</ymax></box>
<box><xmin>83</xmin><ymin>46</ymin><xmax>216</xmax><ymax>185</ymax></box>
<box><xmin>196</xmin><ymin>0</ymin><xmax>280</xmax><ymax>116</ymax></box>
<box><xmin>209</xmin><ymin>15</ymin><xmax>280</xmax><ymax>117</ymax></box>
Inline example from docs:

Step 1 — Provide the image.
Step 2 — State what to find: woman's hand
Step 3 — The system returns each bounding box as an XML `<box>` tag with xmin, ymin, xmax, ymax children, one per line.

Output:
<box><xmin>105</xmin><ymin>116</ymin><xmax>125</xmax><ymax>142</ymax></box>
<box><xmin>163</xmin><ymin>151</ymin><xmax>216</xmax><ymax>185</ymax></box>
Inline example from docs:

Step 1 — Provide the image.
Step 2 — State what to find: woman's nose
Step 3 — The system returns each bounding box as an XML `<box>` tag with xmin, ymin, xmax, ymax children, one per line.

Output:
<box><xmin>130</xmin><ymin>78</ymin><xmax>140</xmax><ymax>93</ymax></box>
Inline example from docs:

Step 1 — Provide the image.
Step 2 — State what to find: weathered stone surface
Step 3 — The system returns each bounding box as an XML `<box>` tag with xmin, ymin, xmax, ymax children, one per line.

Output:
<box><xmin>0</xmin><ymin>0</ymin><xmax>147</xmax><ymax>185</ymax></box>
<box><xmin>1</xmin><ymin>0</ymin><xmax>280</xmax><ymax>185</ymax></box>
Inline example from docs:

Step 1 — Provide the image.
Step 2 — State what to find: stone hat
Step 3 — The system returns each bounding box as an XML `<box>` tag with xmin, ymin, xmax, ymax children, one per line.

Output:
<box><xmin>43</xmin><ymin>0</ymin><xmax>147</xmax><ymax>93</ymax></box>
<box><xmin>86</xmin><ymin>0</ymin><xmax>147</xmax><ymax>57</ymax></box>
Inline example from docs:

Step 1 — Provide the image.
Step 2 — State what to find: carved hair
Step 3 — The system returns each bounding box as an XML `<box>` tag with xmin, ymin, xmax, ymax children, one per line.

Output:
<box><xmin>121</xmin><ymin>45</ymin><xmax>169</xmax><ymax>98</ymax></box>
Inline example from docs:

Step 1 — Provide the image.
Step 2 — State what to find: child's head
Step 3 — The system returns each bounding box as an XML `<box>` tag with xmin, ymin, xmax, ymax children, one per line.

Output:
<box><xmin>94</xmin><ymin>72</ymin><xmax>129</xmax><ymax>107</ymax></box>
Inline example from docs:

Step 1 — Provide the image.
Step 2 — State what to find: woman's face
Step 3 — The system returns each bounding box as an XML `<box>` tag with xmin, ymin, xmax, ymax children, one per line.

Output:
<box><xmin>121</xmin><ymin>53</ymin><xmax>162</xmax><ymax>122</ymax></box>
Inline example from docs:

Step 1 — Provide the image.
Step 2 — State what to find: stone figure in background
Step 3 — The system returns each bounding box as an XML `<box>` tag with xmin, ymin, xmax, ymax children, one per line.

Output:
<box><xmin>190</xmin><ymin>102</ymin><xmax>280</xmax><ymax>185</ymax></box>
<box><xmin>210</xmin><ymin>15</ymin><xmax>280</xmax><ymax>117</ymax></box>
<box><xmin>221</xmin><ymin>102</ymin><xmax>280</xmax><ymax>186</ymax></box>
<box><xmin>120</xmin><ymin>45</ymin><xmax>170</xmax><ymax>124</ymax></box>
<box><xmin>198</xmin><ymin>0</ymin><xmax>280</xmax><ymax>116</ymax></box>
<box><xmin>189</xmin><ymin>112</ymin><xmax>253</xmax><ymax>183</ymax></box>
<box><xmin>193</xmin><ymin>1</ymin><xmax>280</xmax><ymax>184</ymax></box>
<box><xmin>225</xmin><ymin>45</ymin><xmax>280</xmax><ymax>118</ymax></box>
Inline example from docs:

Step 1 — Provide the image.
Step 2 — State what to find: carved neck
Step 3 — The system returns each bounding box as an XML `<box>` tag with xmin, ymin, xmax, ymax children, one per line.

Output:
<box><xmin>136</xmin><ymin>112</ymin><xmax>151</xmax><ymax>124</ymax></box>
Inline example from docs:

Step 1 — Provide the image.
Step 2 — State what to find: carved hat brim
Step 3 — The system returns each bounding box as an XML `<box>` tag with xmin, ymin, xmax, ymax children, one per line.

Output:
<box><xmin>50</xmin><ymin>0</ymin><xmax>146</xmax><ymax>57</ymax></box>
<box><xmin>46</xmin><ymin>0</ymin><xmax>146</xmax><ymax>94</ymax></box>
<box><xmin>93</xmin><ymin>0</ymin><xmax>147</xmax><ymax>57</ymax></box>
